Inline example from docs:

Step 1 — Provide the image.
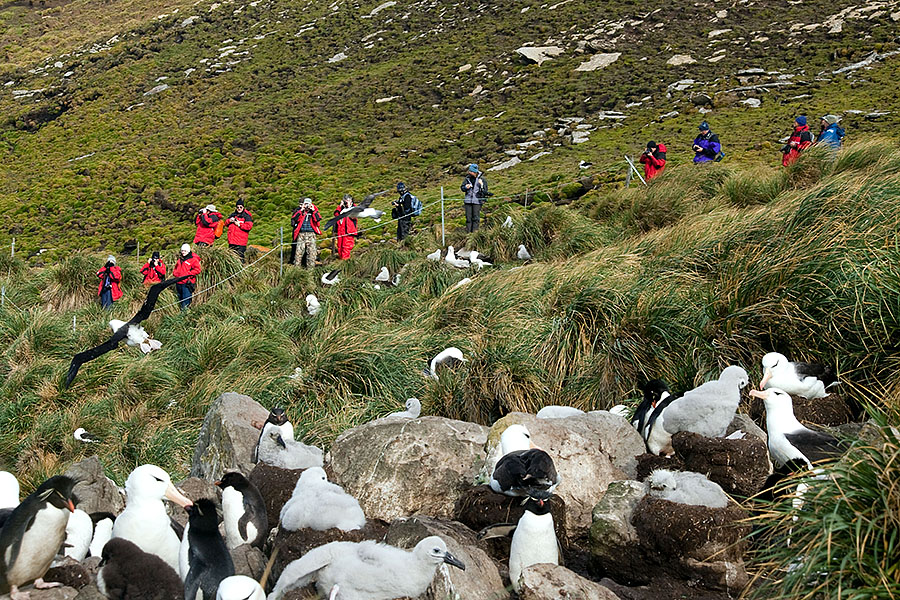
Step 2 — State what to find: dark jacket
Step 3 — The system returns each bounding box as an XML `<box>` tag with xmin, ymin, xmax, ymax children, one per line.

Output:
<box><xmin>392</xmin><ymin>191</ymin><xmax>414</xmax><ymax>219</ymax></box>
<box><xmin>692</xmin><ymin>132</ymin><xmax>721</xmax><ymax>163</ymax></box>
<box><xmin>461</xmin><ymin>174</ymin><xmax>488</xmax><ymax>205</ymax></box>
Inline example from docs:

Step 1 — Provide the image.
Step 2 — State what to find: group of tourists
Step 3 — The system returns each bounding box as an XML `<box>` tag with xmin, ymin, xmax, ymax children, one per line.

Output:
<box><xmin>99</xmin><ymin>243</ymin><xmax>201</xmax><ymax>311</ymax></box>
<box><xmin>639</xmin><ymin>115</ymin><xmax>847</xmax><ymax>180</ymax></box>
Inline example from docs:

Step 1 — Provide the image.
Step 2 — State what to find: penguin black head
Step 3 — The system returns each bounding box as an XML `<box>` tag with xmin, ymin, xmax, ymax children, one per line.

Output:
<box><xmin>186</xmin><ymin>498</ymin><xmax>221</xmax><ymax>533</ymax></box>
<box><xmin>640</xmin><ymin>379</ymin><xmax>671</xmax><ymax>408</ymax></box>
<box><xmin>521</xmin><ymin>493</ymin><xmax>553</xmax><ymax>516</ymax></box>
<box><xmin>90</xmin><ymin>511</ymin><xmax>116</xmax><ymax>526</ymax></box>
<box><xmin>267</xmin><ymin>407</ymin><xmax>288</xmax><ymax>426</ymax></box>
<box><xmin>215</xmin><ymin>472</ymin><xmax>250</xmax><ymax>491</ymax></box>
<box><xmin>35</xmin><ymin>475</ymin><xmax>77</xmax><ymax>512</ymax></box>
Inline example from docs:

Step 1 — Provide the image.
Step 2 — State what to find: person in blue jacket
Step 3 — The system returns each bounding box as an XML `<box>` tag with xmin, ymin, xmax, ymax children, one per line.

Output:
<box><xmin>692</xmin><ymin>121</ymin><xmax>722</xmax><ymax>163</ymax></box>
<box><xmin>816</xmin><ymin>115</ymin><xmax>845</xmax><ymax>150</ymax></box>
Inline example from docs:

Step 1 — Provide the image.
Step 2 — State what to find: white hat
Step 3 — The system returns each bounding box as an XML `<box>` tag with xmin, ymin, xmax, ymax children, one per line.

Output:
<box><xmin>181</xmin><ymin>243</ymin><xmax>191</xmax><ymax>253</ymax></box>
<box><xmin>205</xmin><ymin>204</ymin><xmax>217</xmax><ymax>212</ymax></box>
<box><xmin>107</xmin><ymin>255</ymin><xmax>116</xmax><ymax>264</ymax></box>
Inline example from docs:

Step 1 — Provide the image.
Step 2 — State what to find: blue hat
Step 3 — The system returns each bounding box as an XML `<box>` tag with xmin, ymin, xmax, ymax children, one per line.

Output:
<box><xmin>795</xmin><ymin>115</ymin><xmax>807</xmax><ymax>126</ymax></box>
<box><xmin>468</xmin><ymin>163</ymin><xmax>480</xmax><ymax>173</ymax></box>
<box><xmin>397</xmin><ymin>182</ymin><xmax>406</xmax><ymax>192</ymax></box>
<box><xmin>699</xmin><ymin>121</ymin><xmax>710</xmax><ymax>131</ymax></box>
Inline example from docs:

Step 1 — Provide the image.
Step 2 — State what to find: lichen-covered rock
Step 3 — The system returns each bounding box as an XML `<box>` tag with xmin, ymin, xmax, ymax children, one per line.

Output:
<box><xmin>671</xmin><ymin>432</ymin><xmax>769</xmax><ymax>497</ymax></box>
<box><xmin>64</xmin><ymin>456</ymin><xmax>124</xmax><ymax>516</ymax></box>
<box><xmin>479</xmin><ymin>412</ymin><xmax>642</xmax><ymax>542</ymax></box>
<box><xmin>518</xmin><ymin>563</ymin><xmax>621</xmax><ymax>600</ymax></box>
<box><xmin>191</xmin><ymin>392</ymin><xmax>270</xmax><ymax>481</ymax></box>
<box><xmin>26</xmin><ymin>587</ymin><xmax>79</xmax><ymax>600</ymax></box>
<box><xmin>230</xmin><ymin>543</ymin><xmax>268</xmax><ymax>581</ymax></box>
<box><xmin>328</xmin><ymin>416</ymin><xmax>488</xmax><ymax>522</ymax></box>
<box><xmin>385</xmin><ymin>516</ymin><xmax>507</xmax><ymax>600</ymax></box>
<box><xmin>168</xmin><ymin>477</ymin><xmax>221</xmax><ymax>528</ymax></box>
<box><xmin>589</xmin><ymin>481</ymin><xmax>650</xmax><ymax>584</ymax></box>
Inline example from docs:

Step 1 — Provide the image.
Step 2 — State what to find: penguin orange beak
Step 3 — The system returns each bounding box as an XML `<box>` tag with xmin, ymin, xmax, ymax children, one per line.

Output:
<box><xmin>65</xmin><ymin>499</ymin><xmax>75</xmax><ymax>513</ymax></box>
<box><xmin>759</xmin><ymin>369</ymin><xmax>773</xmax><ymax>390</ymax></box>
<box><xmin>165</xmin><ymin>484</ymin><xmax>193</xmax><ymax>509</ymax></box>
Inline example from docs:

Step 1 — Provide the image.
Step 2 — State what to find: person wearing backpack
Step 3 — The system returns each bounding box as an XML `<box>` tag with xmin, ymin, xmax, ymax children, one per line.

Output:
<box><xmin>193</xmin><ymin>204</ymin><xmax>223</xmax><ymax>247</ymax></box>
<box><xmin>816</xmin><ymin>114</ymin><xmax>845</xmax><ymax>151</ymax></box>
<box><xmin>334</xmin><ymin>194</ymin><xmax>358</xmax><ymax>260</ymax></box>
<box><xmin>639</xmin><ymin>141</ymin><xmax>667</xmax><ymax>180</ymax></box>
<box><xmin>461</xmin><ymin>164</ymin><xmax>490</xmax><ymax>232</ymax></box>
<box><xmin>392</xmin><ymin>182</ymin><xmax>417</xmax><ymax>242</ymax></box>
<box><xmin>226</xmin><ymin>200</ymin><xmax>254</xmax><ymax>261</ymax></box>
<box><xmin>692</xmin><ymin>122</ymin><xmax>723</xmax><ymax>163</ymax></box>
<box><xmin>140</xmin><ymin>251</ymin><xmax>167</xmax><ymax>286</ymax></box>
<box><xmin>781</xmin><ymin>115</ymin><xmax>813</xmax><ymax>167</ymax></box>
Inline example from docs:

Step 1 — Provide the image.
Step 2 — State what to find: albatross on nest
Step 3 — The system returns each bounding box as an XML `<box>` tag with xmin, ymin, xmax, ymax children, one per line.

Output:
<box><xmin>760</xmin><ymin>352</ymin><xmax>839</xmax><ymax>399</ymax></box>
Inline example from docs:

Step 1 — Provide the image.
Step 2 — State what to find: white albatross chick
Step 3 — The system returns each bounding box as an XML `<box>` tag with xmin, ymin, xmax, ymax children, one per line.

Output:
<box><xmin>257</xmin><ymin>422</ymin><xmax>324</xmax><ymax>470</ymax></box>
<box><xmin>444</xmin><ymin>246</ymin><xmax>471</xmax><ymax>269</ymax></box>
<box><xmin>306</xmin><ymin>294</ymin><xmax>321</xmax><ymax>316</ymax></box>
<box><xmin>502</xmin><ymin>216</ymin><xmax>513</xmax><ymax>228</ymax></box>
<box><xmin>516</xmin><ymin>245</ymin><xmax>532</xmax><ymax>261</ymax></box>
<box><xmin>536</xmin><ymin>405</ymin><xmax>584</xmax><ymax>419</ymax></box>
<box><xmin>426</xmin><ymin>249</ymin><xmax>442</xmax><ymax>261</ymax></box>
<box><xmin>110</xmin><ymin>319</ymin><xmax>162</xmax><ymax>354</ymax></box>
<box><xmin>279</xmin><ymin>467</ymin><xmax>366</xmax><ymax>532</ymax></box>
<box><xmin>386</xmin><ymin>398</ymin><xmax>421</xmax><ymax>419</ymax></box>
<box><xmin>268</xmin><ymin>536</ymin><xmax>465</xmax><ymax>600</ymax></box>
<box><xmin>111</xmin><ymin>464</ymin><xmax>193</xmax><ymax>573</ymax></box>
<box><xmin>645</xmin><ymin>469</ymin><xmax>729</xmax><ymax>509</ymax></box>
<box><xmin>216</xmin><ymin>575</ymin><xmax>265</xmax><ymax>600</ymax></box>
<box><xmin>375</xmin><ymin>267</ymin><xmax>390</xmax><ymax>283</ymax></box>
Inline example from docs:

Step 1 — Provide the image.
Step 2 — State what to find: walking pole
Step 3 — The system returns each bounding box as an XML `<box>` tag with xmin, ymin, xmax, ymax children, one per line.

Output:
<box><xmin>10</xmin><ymin>238</ymin><xmax>14</xmax><ymax>258</ymax></box>
<box><xmin>279</xmin><ymin>227</ymin><xmax>284</xmax><ymax>279</ymax></box>
<box><xmin>1</xmin><ymin>285</ymin><xmax>4</xmax><ymax>308</ymax></box>
<box><xmin>440</xmin><ymin>187</ymin><xmax>445</xmax><ymax>247</ymax></box>
<box><xmin>73</xmin><ymin>315</ymin><xmax>76</xmax><ymax>333</ymax></box>
<box><xmin>624</xmin><ymin>155</ymin><xmax>648</xmax><ymax>186</ymax></box>
<box><xmin>137</xmin><ymin>241</ymin><xmax>140</xmax><ymax>265</ymax></box>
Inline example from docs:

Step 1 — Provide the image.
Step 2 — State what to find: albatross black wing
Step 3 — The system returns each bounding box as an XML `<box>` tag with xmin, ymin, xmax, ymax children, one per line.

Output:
<box><xmin>65</xmin><ymin>326</ymin><xmax>129</xmax><ymax>388</ymax></box>
<box><xmin>130</xmin><ymin>275</ymin><xmax>190</xmax><ymax>324</ymax></box>
<box><xmin>322</xmin><ymin>207</ymin><xmax>361</xmax><ymax>232</ymax></box>
<box><xmin>793</xmin><ymin>361</ymin><xmax>838</xmax><ymax>386</ymax></box>
<box><xmin>784</xmin><ymin>428</ymin><xmax>843</xmax><ymax>464</ymax></box>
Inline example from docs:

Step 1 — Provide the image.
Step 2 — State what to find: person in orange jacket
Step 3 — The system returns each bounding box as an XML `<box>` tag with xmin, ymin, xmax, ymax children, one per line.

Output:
<box><xmin>173</xmin><ymin>243</ymin><xmax>202</xmax><ymax>310</ymax></box>
<box><xmin>226</xmin><ymin>200</ymin><xmax>254</xmax><ymax>261</ymax></box>
<box><xmin>193</xmin><ymin>204</ymin><xmax>224</xmax><ymax>247</ymax></box>
<box><xmin>781</xmin><ymin>116</ymin><xmax>813</xmax><ymax>167</ymax></box>
<box><xmin>333</xmin><ymin>194</ymin><xmax>358</xmax><ymax>260</ymax></box>
<box><xmin>140</xmin><ymin>251</ymin><xmax>166</xmax><ymax>286</ymax></box>
<box><xmin>97</xmin><ymin>255</ymin><xmax>122</xmax><ymax>309</ymax></box>
<box><xmin>639</xmin><ymin>141</ymin><xmax>667</xmax><ymax>180</ymax></box>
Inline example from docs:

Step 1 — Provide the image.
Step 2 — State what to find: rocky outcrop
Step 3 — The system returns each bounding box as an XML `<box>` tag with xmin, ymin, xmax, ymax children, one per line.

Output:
<box><xmin>385</xmin><ymin>516</ymin><xmax>507</xmax><ymax>600</ymax></box>
<box><xmin>574</xmin><ymin>53</ymin><xmax>621</xmax><ymax>72</ymax></box>
<box><xmin>516</xmin><ymin>46</ymin><xmax>565</xmax><ymax>66</ymax></box>
<box><xmin>327</xmin><ymin>416</ymin><xmax>488</xmax><ymax>522</ymax></box>
<box><xmin>191</xmin><ymin>392</ymin><xmax>270</xmax><ymax>481</ymax></box>
<box><xmin>519</xmin><ymin>563</ymin><xmax>621</xmax><ymax>600</ymax></box>
<box><xmin>478</xmin><ymin>412</ymin><xmax>643</xmax><ymax>542</ymax></box>
<box><xmin>64</xmin><ymin>456</ymin><xmax>125</xmax><ymax>515</ymax></box>
<box><xmin>589</xmin><ymin>480</ymin><xmax>648</xmax><ymax>583</ymax></box>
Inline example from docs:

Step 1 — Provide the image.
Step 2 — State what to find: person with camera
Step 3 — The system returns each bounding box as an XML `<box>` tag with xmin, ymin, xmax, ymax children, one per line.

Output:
<box><xmin>334</xmin><ymin>194</ymin><xmax>358</xmax><ymax>259</ymax></box>
<box><xmin>639</xmin><ymin>141</ymin><xmax>667</xmax><ymax>180</ymax></box>
<box><xmin>140</xmin><ymin>251</ymin><xmax>167</xmax><ymax>286</ymax></box>
<box><xmin>692</xmin><ymin>122</ymin><xmax>722</xmax><ymax>163</ymax></box>
<box><xmin>173</xmin><ymin>243</ymin><xmax>201</xmax><ymax>311</ymax></box>
<box><xmin>226</xmin><ymin>200</ymin><xmax>254</xmax><ymax>261</ymax></box>
<box><xmin>461</xmin><ymin>164</ymin><xmax>491</xmax><ymax>233</ymax></box>
<box><xmin>781</xmin><ymin>115</ymin><xmax>813</xmax><ymax>167</ymax></box>
<box><xmin>816</xmin><ymin>114</ymin><xmax>845</xmax><ymax>150</ymax></box>
<box><xmin>392</xmin><ymin>182</ymin><xmax>414</xmax><ymax>242</ymax></box>
<box><xmin>96</xmin><ymin>255</ymin><xmax>122</xmax><ymax>309</ymax></box>
<box><xmin>291</xmin><ymin>197</ymin><xmax>322</xmax><ymax>268</ymax></box>
<box><xmin>193</xmin><ymin>204</ymin><xmax>223</xmax><ymax>247</ymax></box>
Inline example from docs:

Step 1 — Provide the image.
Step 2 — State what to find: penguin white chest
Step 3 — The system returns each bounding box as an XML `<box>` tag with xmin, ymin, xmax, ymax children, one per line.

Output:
<box><xmin>509</xmin><ymin>512</ymin><xmax>558</xmax><ymax>591</ymax></box>
<box><xmin>222</xmin><ymin>487</ymin><xmax>255</xmax><ymax>549</ymax></box>
<box><xmin>6</xmin><ymin>506</ymin><xmax>69</xmax><ymax>585</ymax></box>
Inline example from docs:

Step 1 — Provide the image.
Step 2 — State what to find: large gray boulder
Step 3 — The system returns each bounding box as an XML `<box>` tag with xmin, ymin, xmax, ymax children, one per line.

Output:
<box><xmin>589</xmin><ymin>480</ymin><xmax>648</xmax><ymax>583</ymax></box>
<box><xmin>385</xmin><ymin>516</ymin><xmax>507</xmax><ymax>600</ymax></box>
<box><xmin>518</xmin><ymin>563</ymin><xmax>621</xmax><ymax>600</ymax></box>
<box><xmin>191</xmin><ymin>392</ymin><xmax>270</xmax><ymax>481</ymax></box>
<box><xmin>478</xmin><ymin>412</ymin><xmax>643</xmax><ymax>541</ymax></box>
<box><xmin>327</xmin><ymin>416</ymin><xmax>488</xmax><ymax>521</ymax></box>
<box><xmin>64</xmin><ymin>456</ymin><xmax>124</xmax><ymax>515</ymax></box>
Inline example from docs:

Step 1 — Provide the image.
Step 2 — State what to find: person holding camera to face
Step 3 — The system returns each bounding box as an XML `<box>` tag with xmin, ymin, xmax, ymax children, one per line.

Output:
<box><xmin>639</xmin><ymin>141</ymin><xmax>667</xmax><ymax>180</ymax></box>
<box><xmin>291</xmin><ymin>197</ymin><xmax>322</xmax><ymax>269</ymax></box>
<box><xmin>692</xmin><ymin>122</ymin><xmax>722</xmax><ymax>163</ymax></box>
<box><xmin>392</xmin><ymin>183</ymin><xmax>414</xmax><ymax>242</ymax></box>
<box><xmin>193</xmin><ymin>204</ymin><xmax>223</xmax><ymax>247</ymax></box>
<box><xmin>461</xmin><ymin>164</ymin><xmax>491</xmax><ymax>233</ymax></box>
<box><xmin>173</xmin><ymin>243</ymin><xmax>201</xmax><ymax>311</ymax></box>
<box><xmin>140</xmin><ymin>251</ymin><xmax>167</xmax><ymax>285</ymax></box>
<box><xmin>226</xmin><ymin>200</ymin><xmax>254</xmax><ymax>261</ymax></box>
<box><xmin>96</xmin><ymin>255</ymin><xmax>122</xmax><ymax>309</ymax></box>
<box><xmin>334</xmin><ymin>194</ymin><xmax>358</xmax><ymax>260</ymax></box>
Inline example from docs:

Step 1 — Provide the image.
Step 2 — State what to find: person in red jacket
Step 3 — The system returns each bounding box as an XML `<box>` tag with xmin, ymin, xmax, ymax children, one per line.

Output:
<box><xmin>97</xmin><ymin>255</ymin><xmax>122</xmax><ymax>309</ymax></box>
<box><xmin>173</xmin><ymin>243</ymin><xmax>202</xmax><ymax>311</ymax></box>
<box><xmin>290</xmin><ymin>197</ymin><xmax>322</xmax><ymax>268</ymax></box>
<box><xmin>639</xmin><ymin>141</ymin><xmax>667</xmax><ymax>180</ymax></box>
<box><xmin>193</xmin><ymin>204</ymin><xmax>223</xmax><ymax>247</ymax></box>
<box><xmin>140</xmin><ymin>251</ymin><xmax>166</xmax><ymax>286</ymax></box>
<box><xmin>226</xmin><ymin>200</ymin><xmax>254</xmax><ymax>261</ymax></box>
<box><xmin>781</xmin><ymin>115</ymin><xmax>813</xmax><ymax>167</ymax></box>
<box><xmin>333</xmin><ymin>194</ymin><xmax>358</xmax><ymax>260</ymax></box>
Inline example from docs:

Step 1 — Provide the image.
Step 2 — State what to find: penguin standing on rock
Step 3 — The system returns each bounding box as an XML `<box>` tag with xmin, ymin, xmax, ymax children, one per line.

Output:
<box><xmin>253</xmin><ymin>407</ymin><xmax>291</xmax><ymax>463</ymax></box>
<box><xmin>509</xmin><ymin>493</ymin><xmax>559</xmax><ymax>593</ymax></box>
<box><xmin>215</xmin><ymin>473</ymin><xmax>267</xmax><ymax>549</ymax></box>
<box><xmin>182</xmin><ymin>498</ymin><xmax>235</xmax><ymax>600</ymax></box>
<box><xmin>98</xmin><ymin>537</ymin><xmax>184</xmax><ymax>600</ymax></box>
<box><xmin>0</xmin><ymin>475</ymin><xmax>76</xmax><ymax>598</ymax></box>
